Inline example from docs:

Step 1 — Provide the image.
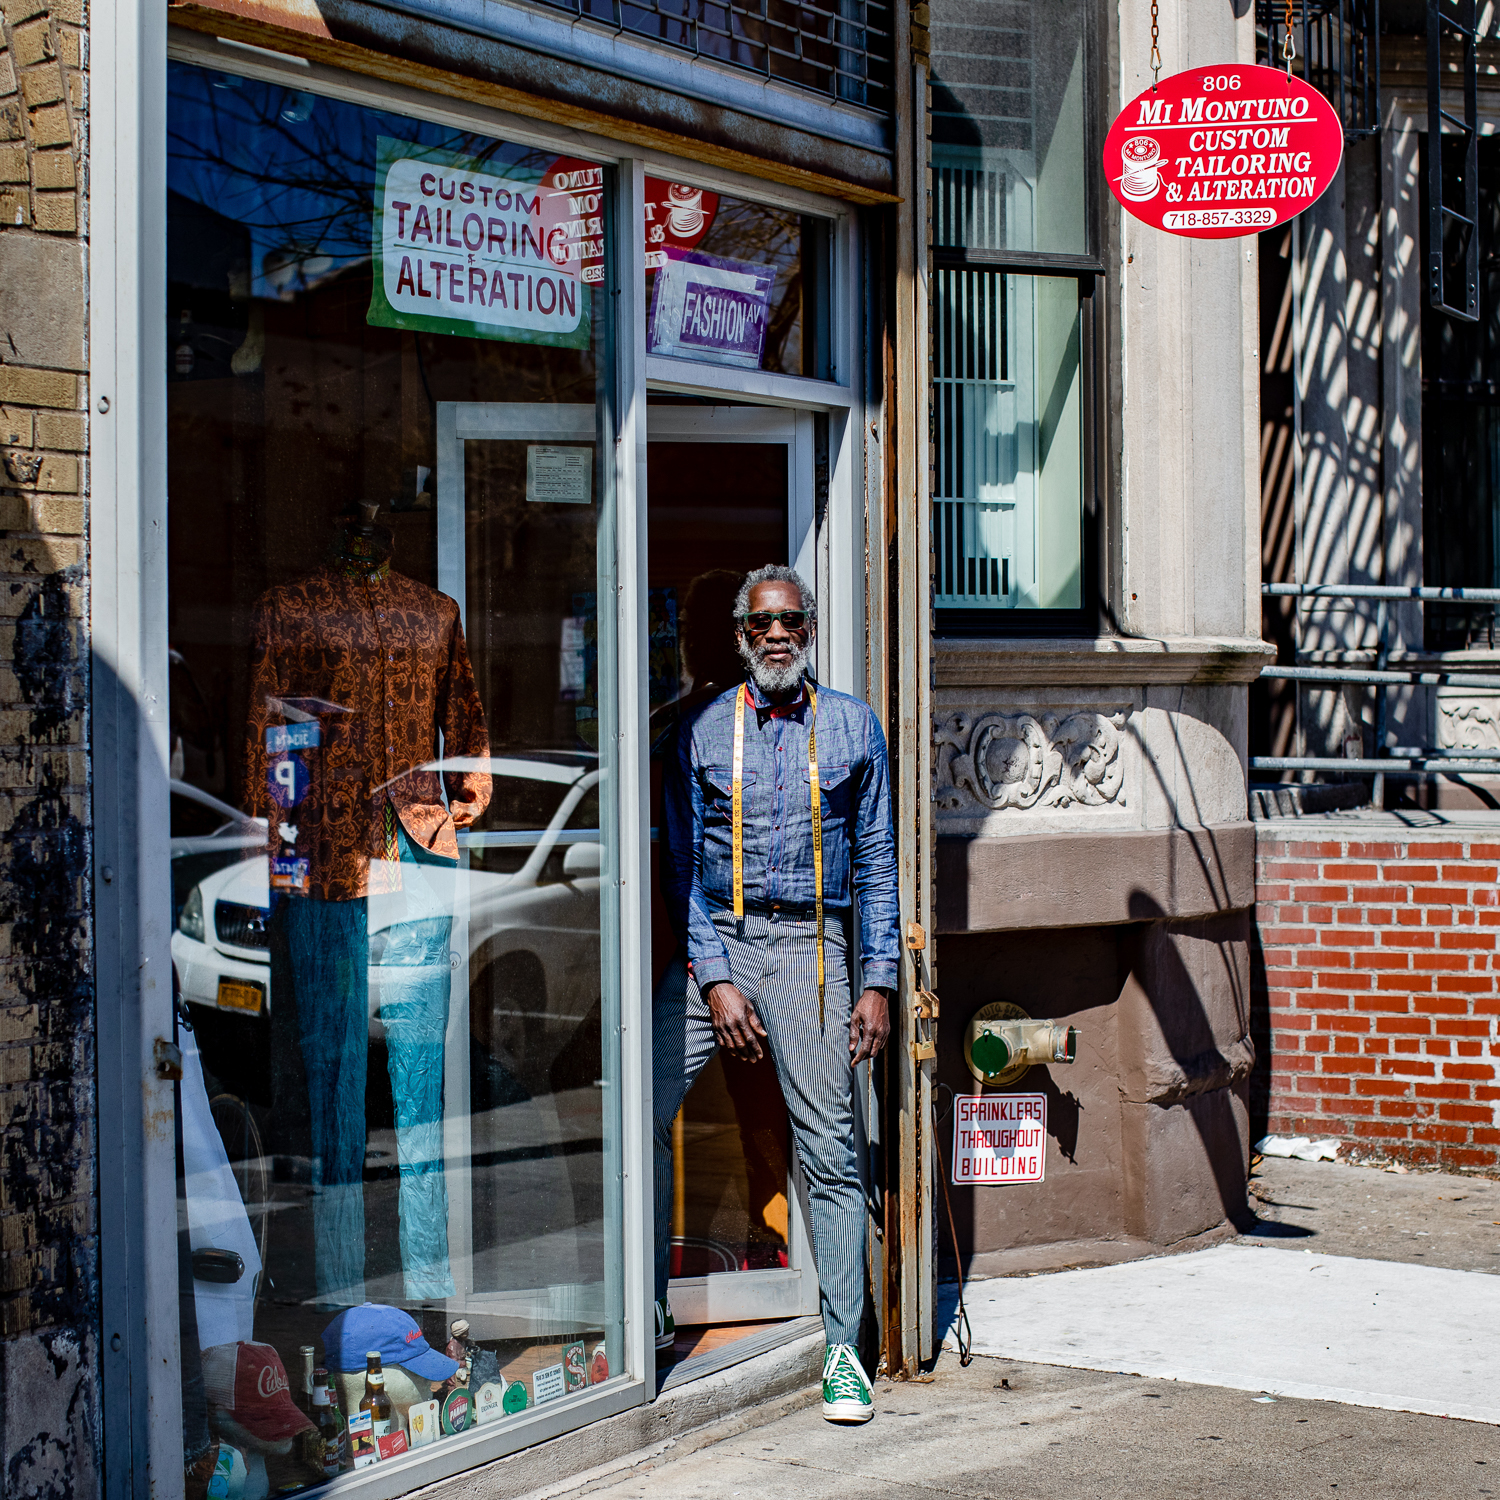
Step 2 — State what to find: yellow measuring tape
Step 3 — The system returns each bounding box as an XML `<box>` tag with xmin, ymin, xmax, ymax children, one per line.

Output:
<box><xmin>731</xmin><ymin>682</ymin><xmax>825</xmax><ymax>1026</ymax></box>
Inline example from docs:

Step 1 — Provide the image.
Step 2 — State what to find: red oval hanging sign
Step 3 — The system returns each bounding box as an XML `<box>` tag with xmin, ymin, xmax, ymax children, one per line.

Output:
<box><xmin>1103</xmin><ymin>64</ymin><xmax>1344</xmax><ymax>239</ymax></box>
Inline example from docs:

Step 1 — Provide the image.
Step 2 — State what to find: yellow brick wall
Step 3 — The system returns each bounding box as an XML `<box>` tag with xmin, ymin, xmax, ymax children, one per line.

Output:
<box><xmin>0</xmin><ymin>0</ymin><xmax>96</xmax><ymax>1492</ymax></box>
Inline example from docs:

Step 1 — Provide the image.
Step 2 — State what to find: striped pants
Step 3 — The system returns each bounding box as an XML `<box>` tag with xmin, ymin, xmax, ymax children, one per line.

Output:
<box><xmin>652</xmin><ymin>907</ymin><xmax>865</xmax><ymax>1346</ymax></box>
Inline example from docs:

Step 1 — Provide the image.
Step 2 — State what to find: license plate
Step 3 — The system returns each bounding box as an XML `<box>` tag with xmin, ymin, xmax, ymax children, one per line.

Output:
<box><xmin>217</xmin><ymin>979</ymin><xmax>263</xmax><ymax>1015</ymax></box>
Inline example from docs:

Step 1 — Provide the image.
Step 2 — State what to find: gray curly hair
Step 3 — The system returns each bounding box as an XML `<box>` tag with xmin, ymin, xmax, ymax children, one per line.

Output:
<box><xmin>732</xmin><ymin>564</ymin><xmax>817</xmax><ymax>627</ymax></box>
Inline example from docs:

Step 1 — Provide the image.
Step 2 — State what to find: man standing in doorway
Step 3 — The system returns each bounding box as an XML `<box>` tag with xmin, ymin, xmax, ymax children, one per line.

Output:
<box><xmin>655</xmin><ymin>564</ymin><xmax>901</xmax><ymax>1424</ymax></box>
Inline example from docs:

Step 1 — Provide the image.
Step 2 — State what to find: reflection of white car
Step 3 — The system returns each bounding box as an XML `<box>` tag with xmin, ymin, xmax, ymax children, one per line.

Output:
<box><xmin>170</xmin><ymin>760</ymin><xmax>602</xmax><ymax>1058</ymax></box>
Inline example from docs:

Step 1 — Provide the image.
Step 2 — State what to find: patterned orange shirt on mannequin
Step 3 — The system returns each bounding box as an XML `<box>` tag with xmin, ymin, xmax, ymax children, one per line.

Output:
<box><xmin>245</xmin><ymin>566</ymin><xmax>491</xmax><ymax>901</ymax></box>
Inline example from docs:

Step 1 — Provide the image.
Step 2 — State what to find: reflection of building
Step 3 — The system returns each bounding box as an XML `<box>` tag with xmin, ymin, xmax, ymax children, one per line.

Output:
<box><xmin>0</xmin><ymin>0</ymin><xmax>1305</xmax><ymax>1492</ymax></box>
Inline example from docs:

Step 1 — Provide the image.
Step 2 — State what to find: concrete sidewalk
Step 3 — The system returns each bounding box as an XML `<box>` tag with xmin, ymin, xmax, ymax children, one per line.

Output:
<box><xmin>943</xmin><ymin>1241</ymin><xmax>1500</xmax><ymax>1423</ymax></box>
<box><xmin>548</xmin><ymin>1352</ymin><xmax>1500</xmax><ymax>1500</ymax></box>
<box><xmin>541</xmin><ymin>1160</ymin><xmax>1500</xmax><ymax>1499</ymax></box>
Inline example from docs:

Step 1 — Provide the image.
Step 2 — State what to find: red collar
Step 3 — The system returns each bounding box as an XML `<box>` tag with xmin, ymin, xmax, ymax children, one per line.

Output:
<box><xmin>745</xmin><ymin>680</ymin><xmax>807</xmax><ymax>721</ymax></box>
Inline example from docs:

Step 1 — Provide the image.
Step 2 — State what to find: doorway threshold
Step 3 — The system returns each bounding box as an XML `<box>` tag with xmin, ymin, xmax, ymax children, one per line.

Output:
<box><xmin>658</xmin><ymin>1316</ymin><xmax>822</xmax><ymax>1394</ymax></box>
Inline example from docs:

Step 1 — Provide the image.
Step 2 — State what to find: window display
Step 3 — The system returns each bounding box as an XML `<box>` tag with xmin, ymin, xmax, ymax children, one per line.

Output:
<box><xmin>641</xmin><ymin>181</ymin><xmax>831</xmax><ymax>379</ymax></box>
<box><xmin>167</xmin><ymin>61</ymin><xmax>621</xmax><ymax>1493</ymax></box>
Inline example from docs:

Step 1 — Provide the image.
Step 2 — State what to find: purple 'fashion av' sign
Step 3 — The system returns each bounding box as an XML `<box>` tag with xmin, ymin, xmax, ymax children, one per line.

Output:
<box><xmin>647</xmin><ymin>249</ymin><xmax>777</xmax><ymax>369</ymax></box>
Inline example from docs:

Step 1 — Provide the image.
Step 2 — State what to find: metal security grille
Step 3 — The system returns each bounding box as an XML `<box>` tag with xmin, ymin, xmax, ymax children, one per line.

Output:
<box><xmin>932</xmin><ymin>160</ymin><xmax>1006</xmax><ymax>252</ymax></box>
<box><xmin>933</xmin><ymin>267</ymin><xmax>1016</xmax><ymax>607</ymax></box>
<box><xmin>1427</xmin><ymin>0</ymin><xmax>1480</xmax><ymax>322</ymax></box>
<box><xmin>1255</xmin><ymin>0</ymin><xmax>1382</xmax><ymax>140</ymax></box>
<box><xmin>534</xmin><ymin>0</ymin><xmax>893</xmax><ymax>111</ymax></box>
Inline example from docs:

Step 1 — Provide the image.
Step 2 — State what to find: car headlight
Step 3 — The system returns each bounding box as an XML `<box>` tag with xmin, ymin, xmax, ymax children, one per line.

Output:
<box><xmin>179</xmin><ymin>887</ymin><xmax>205</xmax><ymax>943</ymax></box>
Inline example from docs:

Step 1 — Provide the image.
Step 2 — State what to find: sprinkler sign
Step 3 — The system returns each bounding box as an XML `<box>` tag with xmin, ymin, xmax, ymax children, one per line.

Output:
<box><xmin>952</xmin><ymin>1094</ymin><xmax>1046</xmax><ymax>1185</ymax></box>
<box><xmin>1104</xmin><ymin>65</ymin><xmax>1343</xmax><ymax>239</ymax></box>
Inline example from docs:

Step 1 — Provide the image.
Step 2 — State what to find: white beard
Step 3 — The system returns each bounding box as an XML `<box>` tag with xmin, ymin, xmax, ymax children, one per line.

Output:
<box><xmin>738</xmin><ymin>633</ymin><xmax>812</xmax><ymax>696</ymax></box>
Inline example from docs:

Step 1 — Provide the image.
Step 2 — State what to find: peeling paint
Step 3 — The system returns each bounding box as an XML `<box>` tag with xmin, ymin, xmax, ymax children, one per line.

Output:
<box><xmin>0</xmin><ymin>562</ymin><xmax>98</xmax><ymax>1498</ymax></box>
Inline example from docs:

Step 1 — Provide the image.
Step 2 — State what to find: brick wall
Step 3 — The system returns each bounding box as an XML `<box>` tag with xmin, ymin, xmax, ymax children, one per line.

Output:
<box><xmin>0</xmin><ymin>0</ymin><xmax>97</xmax><ymax>1495</ymax></box>
<box><xmin>1254</xmin><ymin>825</ymin><xmax>1500</xmax><ymax>1173</ymax></box>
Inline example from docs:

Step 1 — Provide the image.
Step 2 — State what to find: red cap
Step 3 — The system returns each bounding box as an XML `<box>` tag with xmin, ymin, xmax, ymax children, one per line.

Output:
<box><xmin>202</xmin><ymin>1342</ymin><xmax>316</xmax><ymax>1443</ymax></box>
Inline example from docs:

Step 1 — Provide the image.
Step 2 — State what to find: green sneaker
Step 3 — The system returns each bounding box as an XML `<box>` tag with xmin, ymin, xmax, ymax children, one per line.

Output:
<box><xmin>654</xmin><ymin>1297</ymin><xmax>676</xmax><ymax>1354</ymax></box>
<box><xmin>821</xmin><ymin>1343</ymin><xmax>874</xmax><ymax>1423</ymax></box>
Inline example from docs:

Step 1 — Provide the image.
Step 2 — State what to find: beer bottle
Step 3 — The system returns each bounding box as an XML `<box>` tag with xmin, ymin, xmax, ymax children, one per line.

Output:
<box><xmin>360</xmin><ymin>1351</ymin><xmax>394</xmax><ymax>1439</ymax></box>
<box><xmin>297</xmin><ymin>1346</ymin><xmax>316</xmax><ymax>1413</ymax></box>
<box><xmin>313</xmin><ymin>1367</ymin><xmax>345</xmax><ymax>1477</ymax></box>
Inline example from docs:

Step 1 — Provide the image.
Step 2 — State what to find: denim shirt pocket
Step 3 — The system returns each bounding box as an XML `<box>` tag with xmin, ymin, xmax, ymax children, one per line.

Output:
<box><xmin>801</xmin><ymin>762</ymin><xmax>852</xmax><ymax>819</ymax></box>
<box><xmin>703</xmin><ymin>765</ymin><xmax>757</xmax><ymax>817</ymax></box>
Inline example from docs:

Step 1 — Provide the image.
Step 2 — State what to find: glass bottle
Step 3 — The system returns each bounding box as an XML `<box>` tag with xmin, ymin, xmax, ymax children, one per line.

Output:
<box><xmin>360</xmin><ymin>1352</ymin><xmax>394</xmax><ymax>1439</ymax></box>
<box><xmin>297</xmin><ymin>1345</ymin><xmax>316</xmax><ymax>1412</ymax></box>
<box><xmin>313</xmin><ymin>1367</ymin><xmax>345</xmax><ymax>1476</ymax></box>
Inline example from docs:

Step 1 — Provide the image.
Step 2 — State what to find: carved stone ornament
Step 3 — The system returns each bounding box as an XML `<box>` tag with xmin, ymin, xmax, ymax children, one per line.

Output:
<box><xmin>1438</xmin><ymin>695</ymin><xmax>1500</xmax><ymax>752</ymax></box>
<box><xmin>935</xmin><ymin>708</ymin><xmax>1129</xmax><ymax>812</ymax></box>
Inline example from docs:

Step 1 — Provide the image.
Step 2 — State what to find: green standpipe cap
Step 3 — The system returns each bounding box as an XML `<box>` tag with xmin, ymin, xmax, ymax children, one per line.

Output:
<box><xmin>970</xmin><ymin>1029</ymin><xmax>1011</xmax><ymax>1077</ymax></box>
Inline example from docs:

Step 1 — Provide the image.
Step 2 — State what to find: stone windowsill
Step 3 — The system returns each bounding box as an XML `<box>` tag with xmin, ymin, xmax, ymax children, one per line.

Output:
<box><xmin>935</xmin><ymin>636</ymin><xmax>1274</xmax><ymax>687</ymax></box>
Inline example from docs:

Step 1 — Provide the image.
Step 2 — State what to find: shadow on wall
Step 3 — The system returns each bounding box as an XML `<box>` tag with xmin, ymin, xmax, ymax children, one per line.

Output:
<box><xmin>1122</xmin><ymin>893</ymin><xmax>1257</xmax><ymax>1237</ymax></box>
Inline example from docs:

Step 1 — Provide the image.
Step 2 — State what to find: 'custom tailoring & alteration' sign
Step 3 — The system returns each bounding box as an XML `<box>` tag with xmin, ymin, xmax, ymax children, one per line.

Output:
<box><xmin>1104</xmin><ymin>65</ymin><xmax>1343</xmax><ymax>239</ymax></box>
<box><xmin>368</xmin><ymin>139</ymin><xmax>591</xmax><ymax>348</ymax></box>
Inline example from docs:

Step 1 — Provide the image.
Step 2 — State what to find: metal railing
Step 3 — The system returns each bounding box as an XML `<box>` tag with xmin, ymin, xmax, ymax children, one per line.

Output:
<box><xmin>531</xmin><ymin>0</ymin><xmax>893</xmax><ymax>112</ymax></box>
<box><xmin>1252</xmin><ymin>582</ymin><xmax>1500</xmax><ymax>800</ymax></box>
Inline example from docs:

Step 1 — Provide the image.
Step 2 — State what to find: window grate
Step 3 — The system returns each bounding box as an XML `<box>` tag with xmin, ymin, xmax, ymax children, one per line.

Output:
<box><xmin>1427</xmin><ymin>0</ymin><xmax>1480</xmax><ymax>323</ymax></box>
<box><xmin>933</xmin><ymin>267</ymin><xmax>1016</xmax><ymax>608</ymax></box>
<box><xmin>530</xmin><ymin>0</ymin><xmax>894</xmax><ymax>112</ymax></box>
<box><xmin>1255</xmin><ymin>0</ymin><xmax>1382</xmax><ymax>141</ymax></box>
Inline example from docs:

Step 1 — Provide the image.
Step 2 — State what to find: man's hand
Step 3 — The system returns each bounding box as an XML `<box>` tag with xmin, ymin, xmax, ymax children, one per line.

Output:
<box><xmin>705</xmin><ymin>981</ymin><xmax>767</xmax><ymax>1063</ymax></box>
<box><xmin>849</xmin><ymin>988</ymin><xmax>891</xmax><ymax>1065</ymax></box>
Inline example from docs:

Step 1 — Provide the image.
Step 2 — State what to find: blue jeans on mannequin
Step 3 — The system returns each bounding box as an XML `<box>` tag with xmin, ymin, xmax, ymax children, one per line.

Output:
<box><xmin>274</xmin><ymin>816</ymin><xmax>457</xmax><ymax>1306</ymax></box>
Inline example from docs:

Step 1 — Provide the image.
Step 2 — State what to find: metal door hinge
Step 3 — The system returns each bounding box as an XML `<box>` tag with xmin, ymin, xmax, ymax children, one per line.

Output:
<box><xmin>914</xmin><ymin>989</ymin><xmax>940</xmax><ymax>1020</ymax></box>
<box><xmin>154</xmin><ymin>1038</ymin><xmax>183</xmax><ymax>1081</ymax></box>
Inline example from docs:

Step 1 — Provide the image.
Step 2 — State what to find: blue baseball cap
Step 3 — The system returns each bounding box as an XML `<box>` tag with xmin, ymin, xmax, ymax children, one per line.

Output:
<box><xmin>321</xmin><ymin>1303</ymin><xmax>460</xmax><ymax>1383</ymax></box>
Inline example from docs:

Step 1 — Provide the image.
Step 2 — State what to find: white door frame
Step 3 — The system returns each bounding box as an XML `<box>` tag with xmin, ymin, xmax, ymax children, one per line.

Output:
<box><xmin>435</xmin><ymin>399</ymin><xmax>823</xmax><ymax>1324</ymax></box>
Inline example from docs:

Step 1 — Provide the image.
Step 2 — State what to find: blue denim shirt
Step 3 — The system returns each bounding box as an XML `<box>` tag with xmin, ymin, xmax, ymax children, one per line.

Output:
<box><xmin>662</xmin><ymin>677</ymin><xmax>901</xmax><ymax>992</ymax></box>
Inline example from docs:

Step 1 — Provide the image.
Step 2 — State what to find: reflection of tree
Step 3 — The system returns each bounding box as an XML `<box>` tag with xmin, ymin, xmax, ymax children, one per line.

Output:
<box><xmin>695</xmin><ymin>198</ymin><xmax>804</xmax><ymax>375</ymax></box>
<box><xmin>167</xmin><ymin>70</ymin><xmax>554</xmax><ymax>280</ymax></box>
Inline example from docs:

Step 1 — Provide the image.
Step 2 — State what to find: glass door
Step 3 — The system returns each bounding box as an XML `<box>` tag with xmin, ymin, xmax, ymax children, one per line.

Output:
<box><xmin>644</xmin><ymin>403</ymin><xmax>821</xmax><ymax>1331</ymax></box>
<box><xmin>436</xmin><ymin>401</ymin><xmax>821</xmax><ymax>1333</ymax></box>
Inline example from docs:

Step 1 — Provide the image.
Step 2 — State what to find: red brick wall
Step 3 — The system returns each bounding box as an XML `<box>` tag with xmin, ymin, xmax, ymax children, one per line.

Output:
<box><xmin>1254</xmin><ymin>828</ymin><xmax>1500</xmax><ymax>1169</ymax></box>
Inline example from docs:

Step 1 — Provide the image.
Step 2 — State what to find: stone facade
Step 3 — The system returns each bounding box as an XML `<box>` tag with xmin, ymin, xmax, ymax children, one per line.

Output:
<box><xmin>930</xmin><ymin>0</ymin><xmax>1271</xmax><ymax>1271</ymax></box>
<box><xmin>0</xmin><ymin>0</ymin><xmax>98</xmax><ymax>1494</ymax></box>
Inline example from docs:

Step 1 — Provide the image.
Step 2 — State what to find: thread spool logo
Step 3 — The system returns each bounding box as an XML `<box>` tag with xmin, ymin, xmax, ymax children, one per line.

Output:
<box><xmin>665</xmin><ymin>183</ymin><xmax>706</xmax><ymax>237</ymax></box>
<box><xmin>1118</xmin><ymin>136</ymin><xmax>1162</xmax><ymax>202</ymax></box>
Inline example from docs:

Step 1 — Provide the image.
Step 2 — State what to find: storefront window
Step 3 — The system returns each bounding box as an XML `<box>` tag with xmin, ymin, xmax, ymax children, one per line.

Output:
<box><xmin>929</xmin><ymin>0</ymin><xmax>1090</xmax><ymax>256</ymax></box>
<box><xmin>928</xmin><ymin>0</ymin><xmax>1092</xmax><ymax>619</ymax></box>
<box><xmin>932</xmin><ymin>269</ymin><xmax>1083</xmax><ymax>610</ymax></box>
<box><xmin>167</xmin><ymin>61</ymin><xmax>622</xmax><ymax>1491</ymax></box>
<box><xmin>642</xmin><ymin>180</ymin><xmax>832</xmax><ymax>379</ymax></box>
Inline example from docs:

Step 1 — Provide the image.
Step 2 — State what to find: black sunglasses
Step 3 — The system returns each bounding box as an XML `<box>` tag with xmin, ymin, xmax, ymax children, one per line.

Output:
<box><xmin>740</xmin><ymin>609</ymin><xmax>809</xmax><ymax>633</ymax></box>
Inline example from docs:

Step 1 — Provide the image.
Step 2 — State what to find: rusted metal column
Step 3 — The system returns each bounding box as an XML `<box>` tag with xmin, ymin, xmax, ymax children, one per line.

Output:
<box><xmin>881</xmin><ymin>0</ymin><xmax>935</xmax><ymax>1379</ymax></box>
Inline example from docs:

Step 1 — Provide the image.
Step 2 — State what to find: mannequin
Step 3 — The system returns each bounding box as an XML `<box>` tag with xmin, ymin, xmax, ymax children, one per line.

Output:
<box><xmin>246</xmin><ymin>503</ymin><xmax>490</xmax><ymax>1306</ymax></box>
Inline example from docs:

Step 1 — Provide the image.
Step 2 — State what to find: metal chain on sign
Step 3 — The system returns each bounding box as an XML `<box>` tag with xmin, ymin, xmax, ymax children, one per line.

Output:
<box><xmin>1149</xmin><ymin>0</ymin><xmax>1161</xmax><ymax>88</ymax></box>
<box><xmin>1283</xmin><ymin>0</ymin><xmax>1296</xmax><ymax>72</ymax></box>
